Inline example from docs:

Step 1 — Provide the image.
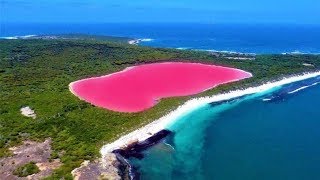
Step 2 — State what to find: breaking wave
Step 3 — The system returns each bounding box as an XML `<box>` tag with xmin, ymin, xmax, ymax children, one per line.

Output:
<box><xmin>263</xmin><ymin>76</ymin><xmax>320</xmax><ymax>102</ymax></box>
<box><xmin>0</xmin><ymin>35</ymin><xmax>37</xmax><ymax>39</ymax></box>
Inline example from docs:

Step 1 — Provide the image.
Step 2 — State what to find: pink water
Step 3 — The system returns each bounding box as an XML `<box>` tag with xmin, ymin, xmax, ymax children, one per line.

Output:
<box><xmin>70</xmin><ymin>62</ymin><xmax>252</xmax><ymax>112</ymax></box>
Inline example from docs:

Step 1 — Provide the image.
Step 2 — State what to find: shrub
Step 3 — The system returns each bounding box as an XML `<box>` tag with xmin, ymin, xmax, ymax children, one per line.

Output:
<box><xmin>13</xmin><ymin>162</ymin><xmax>40</xmax><ymax>177</ymax></box>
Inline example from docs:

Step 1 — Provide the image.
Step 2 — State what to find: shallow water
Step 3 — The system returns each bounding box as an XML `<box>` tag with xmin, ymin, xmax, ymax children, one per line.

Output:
<box><xmin>129</xmin><ymin>76</ymin><xmax>320</xmax><ymax>180</ymax></box>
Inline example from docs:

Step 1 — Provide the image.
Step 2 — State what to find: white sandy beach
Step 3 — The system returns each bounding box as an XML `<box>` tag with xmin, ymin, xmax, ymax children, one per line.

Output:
<box><xmin>128</xmin><ymin>38</ymin><xmax>154</xmax><ymax>45</ymax></box>
<box><xmin>100</xmin><ymin>71</ymin><xmax>320</xmax><ymax>158</ymax></box>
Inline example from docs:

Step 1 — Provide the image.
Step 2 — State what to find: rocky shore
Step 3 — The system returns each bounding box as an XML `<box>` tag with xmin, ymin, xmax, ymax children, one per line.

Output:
<box><xmin>71</xmin><ymin>130</ymin><xmax>172</xmax><ymax>180</ymax></box>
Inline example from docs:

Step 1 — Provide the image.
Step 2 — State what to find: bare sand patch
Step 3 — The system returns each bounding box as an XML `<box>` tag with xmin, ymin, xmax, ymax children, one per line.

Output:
<box><xmin>0</xmin><ymin>139</ymin><xmax>61</xmax><ymax>179</ymax></box>
<box><xmin>20</xmin><ymin>106</ymin><xmax>36</xmax><ymax>119</ymax></box>
<box><xmin>302</xmin><ymin>63</ymin><xmax>314</xmax><ymax>67</ymax></box>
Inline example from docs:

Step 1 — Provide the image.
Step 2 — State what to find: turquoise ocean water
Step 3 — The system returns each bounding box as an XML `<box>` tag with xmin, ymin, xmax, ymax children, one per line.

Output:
<box><xmin>129</xmin><ymin>77</ymin><xmax>320</xmax><ymax>180</ymax></box>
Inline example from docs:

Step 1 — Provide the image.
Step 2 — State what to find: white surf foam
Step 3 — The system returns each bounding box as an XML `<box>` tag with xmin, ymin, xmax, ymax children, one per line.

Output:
<box><xmin>176</xmin><ymin>47</ymin><xmax>190</xmax><ymax>50</ymax></box>
<box><xmin>138</xmin><ymin>38</ymin><xmax>154</xmax><ymax>42</ymax></box>
<box><xmin>262</xmin><ymin>98</ymin><xmax>272</xmax><ymax>102</ymax></box>
<box><xmin>0</xmin><ymin>35</ymin><xmax>37</xmax><ymax>39</ymax></box>
<box><xmin>282</xmin><ymin>51</ymin><xmax>320</xmax><ymax>55</ymax></box>
<box><xmin>194</xmin><ymin>49</ymin><xmax>256</xmax><ymax>56</ymax></box>
<box><xmin>288</xmin><ymin>82</ymin><xmax>320</xmax><ymax>94</ymax></box>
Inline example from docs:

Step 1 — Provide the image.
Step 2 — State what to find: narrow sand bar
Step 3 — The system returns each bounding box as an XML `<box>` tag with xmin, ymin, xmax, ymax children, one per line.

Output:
<box><xmin>69</xmin><ymin>62</ymin><xmax>252</xmax><ymax>112</ymax></box>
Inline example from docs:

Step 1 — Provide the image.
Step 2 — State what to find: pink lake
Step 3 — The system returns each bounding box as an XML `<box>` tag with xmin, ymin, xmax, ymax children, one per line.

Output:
<box><xmin>69</xmin><ymin>62</ymin><xmax>252</xmax><ymax>112</ymax></box>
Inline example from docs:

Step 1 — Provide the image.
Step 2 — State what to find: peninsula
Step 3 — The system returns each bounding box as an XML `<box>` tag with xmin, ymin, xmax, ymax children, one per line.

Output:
<box><xmin>0</xmin><ymin>35</ymin><xmax>320</xmax><ymax>179</ymax></box>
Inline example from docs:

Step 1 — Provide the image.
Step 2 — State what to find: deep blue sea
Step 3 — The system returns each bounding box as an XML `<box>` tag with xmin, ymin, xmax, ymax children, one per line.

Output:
<box><xmin>1</xmin><ymin>23</ymin><xmax>320</xmax><ymax>54</ymax></box>
<box><xmin>2</xmin><ymin>23</ymin><xmax>320</xmax><ymax>179</ymax></box>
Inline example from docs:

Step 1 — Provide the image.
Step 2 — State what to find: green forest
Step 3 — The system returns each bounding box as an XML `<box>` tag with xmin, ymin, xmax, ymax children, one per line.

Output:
<box><xmin>1</xmin><ymin>37</ymin><xmax>320</xmax><ymax>178</ymax></box>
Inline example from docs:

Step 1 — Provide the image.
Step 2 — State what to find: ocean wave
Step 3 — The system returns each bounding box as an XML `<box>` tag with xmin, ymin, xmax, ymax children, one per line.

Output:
<box><xmin>138</xmin><ymin>38</ymin><xmax>154</xmax><ymax>42</ymax></box>
<box><xmin>0</xmin><ymin>36</ymin><xmax>18</xmax><ymax>40</ymax></box>
<box><xmin>288</xmin><ymin>82</ymin><xmax>320</xmax><ymax>94</ymax></box>
<box><xmin>206</xmin><ymin>49</ymin><xmax>239</xmax><ymax>54</ymax></box>
<box><xmin>262</xmin><ymin>77</ymin><xmax>320</xmax><ymax>102</ymax></box>
<box><xmin>129</xmin><ymin>38</ymin><xmax>154</xmax><ymax>45</ymax></box>
<box><xmin>0</xmin><ymin>35</ymin><xmax>37</xmax><ymax>39</ymax></box>
<box><xmin>176</xmin><ymin>47</ymin><xmax>190</xmax><ymax>50</ymax></box>
<box><xmin>195</xmin><ymin>49</ymin><xmax>256</xmax><ymax>55</ymax></box>
<box><xmin>281</xmin><ymin>50</ymin><xmax>320</xmax><ymax>55</ymax></box>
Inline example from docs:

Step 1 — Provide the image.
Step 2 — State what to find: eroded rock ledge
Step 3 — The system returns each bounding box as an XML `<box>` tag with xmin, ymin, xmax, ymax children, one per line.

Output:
<box><xmin>71</xmin><ymin>153</ymin><xmax>122</xmax><ymax>180</ymax></box>
<box><xmin>72</xmin><ymin>130</ymin><xmax>172</xmax><ymax>180</ymax></box>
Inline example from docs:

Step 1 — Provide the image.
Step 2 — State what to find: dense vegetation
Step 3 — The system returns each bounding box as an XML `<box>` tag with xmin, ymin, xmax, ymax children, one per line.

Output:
<box><xmin>13</xmin><ymin>162</ymin><xmax>40</xmax><ymax>177</ymax></box>
<box><xmin>0</xmin><ymin>38</ymin><xmax>319</xmax><ymax>179</ymax></box>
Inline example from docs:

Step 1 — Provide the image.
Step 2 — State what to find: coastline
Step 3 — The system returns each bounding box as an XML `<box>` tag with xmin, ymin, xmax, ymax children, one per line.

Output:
<box><xmin>100</xmin><ymin>71</ymin><xmax>320</xmax><ymax>157</ymax></box>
